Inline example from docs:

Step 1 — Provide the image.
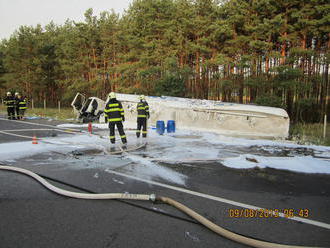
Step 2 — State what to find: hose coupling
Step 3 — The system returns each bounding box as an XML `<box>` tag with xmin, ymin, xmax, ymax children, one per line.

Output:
<box><xmin>149</xmin><ymin>194</ymin><xmax>156</xmax><ymax>202</ymax></box>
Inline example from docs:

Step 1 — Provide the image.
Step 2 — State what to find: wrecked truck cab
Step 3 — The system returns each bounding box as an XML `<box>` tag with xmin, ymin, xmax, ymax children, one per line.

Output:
<box><xmin>71</xmin><ymin>93</ymin><xmax>106</xmax><ymax>123</ymax></box>
<box><xmin>71</xmin><ymin>93</ymin><xmax>85</xmax><ymax>113</ymax></box>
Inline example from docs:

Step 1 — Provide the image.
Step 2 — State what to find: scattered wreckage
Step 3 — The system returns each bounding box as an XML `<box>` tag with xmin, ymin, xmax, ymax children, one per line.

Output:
<box><xmin>71</xmin><ymin>93</ymin><xmax>106</xmax><ymax>123</ymax></box>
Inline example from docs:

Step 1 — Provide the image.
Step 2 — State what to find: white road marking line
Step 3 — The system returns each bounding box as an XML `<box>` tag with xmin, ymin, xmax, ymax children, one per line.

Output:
<box><xmin>0</xmin><ymin>128</ymin><xmax>72</xmax><ymax>134</ymax></box>
<box><xmin>0</xmin><ymin>129</ymin><xmax>80</xmax><ymax>139</ymax></box>
<box><xmin>1</xmin><ymin>128</ymin><xmax>61</xmax><ymax>132</ymax></box>
<box><xmin>0</xmin><ymin>117</ymin><xmax>81</xmax><ymax>133</ymax></box>
<box><xmin>104</xmin><ymin>168</ymin><xmax>330</xmax><ymax>230</ymax></box>
<box><xmin>0</xmin><ymin>130</ymin><xmax>41</xmax><ymax>139</ymax></box>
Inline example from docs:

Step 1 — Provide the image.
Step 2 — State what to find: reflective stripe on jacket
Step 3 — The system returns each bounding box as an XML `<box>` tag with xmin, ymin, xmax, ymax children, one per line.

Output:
<box><xmin>4</xmin><ymin>96</ymin><xmax>15</xmax><ymax>108</ymax></box>
<box><xmin>18</xmin><ymin>98</ymin><xmax>27</xmax><ymax>110</ymax></box>
<box><xmin>104</xmin><ymin>100</ymin><xmax>125</xmax><ymax>122</ymax></box>
<box><xmin>137</xmin><ymin>101</ymin><xmax>149</xmax><ymax>118</ymax></box>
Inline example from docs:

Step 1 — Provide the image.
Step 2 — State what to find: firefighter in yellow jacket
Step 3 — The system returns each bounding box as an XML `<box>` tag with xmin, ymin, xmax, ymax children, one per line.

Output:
<box><xmin>136</xmin><ymin>95</ymin><xmax>150</xmax><ymax>138</ymax></box>
<box><xmin>17</xmin><ymin>94</ymin><xmax>27</xmax><ymax>120</ymax></box>
<box><xmin>104</xmin><ymin>92</ymin><xmax>127</xmax><ymax>144</ymax></box>
<box><xmin>4</xmin><ymin>92</ymin><xmax>15</xmax><ymax>120</ymax></box>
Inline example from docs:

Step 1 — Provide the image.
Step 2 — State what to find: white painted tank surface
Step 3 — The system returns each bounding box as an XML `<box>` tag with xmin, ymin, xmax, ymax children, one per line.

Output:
<box><xmin>115</xmin><ymin>94</ymin><xmax>290</xmax><ymax>139</ymax></box>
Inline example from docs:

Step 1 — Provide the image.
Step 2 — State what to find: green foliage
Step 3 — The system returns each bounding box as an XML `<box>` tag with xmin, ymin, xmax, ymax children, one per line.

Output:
<box><xmin>295</xmin><ymin>98</ymin><xmax>321</xmax><ymax>123</ymax></box>
<box><xmin>272</xmin><ymin>66</ymin><xmax>303</xmax><ymax>83</ymax></box>
<box><xmin>255</xmin><ymin>95</ymin><xmax>285</xmax><ymax>108</ymax></box>
<box><xmin>0</xmin><ymin>49</ymin><xmax>6</xmax><ymax>90</ymax></box>
<box><xmin>155</xmin><ymin>73</ymin><xmax>185</xmax><ymax>97</ymax></box>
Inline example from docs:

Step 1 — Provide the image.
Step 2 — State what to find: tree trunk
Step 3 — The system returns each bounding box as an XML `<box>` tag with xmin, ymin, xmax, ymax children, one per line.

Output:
<box><xmin>281</xmin><ymin>32</ymin><xmax>287</xmax><ymax>65</ymax></box>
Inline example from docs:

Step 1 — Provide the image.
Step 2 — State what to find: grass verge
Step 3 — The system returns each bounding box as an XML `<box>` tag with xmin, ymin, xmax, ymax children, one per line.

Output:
<box><xmin>0</xmin><ymin>105</ymin><xmax>76</xmax><ymax>121</ymax></box>
<box><xmin>289</xmin><ymin>122</ymin><xmax>330</xmax><ymax>146</ymax></box>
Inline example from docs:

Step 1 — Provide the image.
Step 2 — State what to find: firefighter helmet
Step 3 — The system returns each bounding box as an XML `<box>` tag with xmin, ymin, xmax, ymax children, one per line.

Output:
<box><xmin>7</xmin><ymin>92</ymin><xmax>11</xmax><ymax>96</ymax></box>
<box><xmin>109</xmin><ymin>92</ymin><xmax>116</xmax><ymax>99</ymax></box>
<box><xmin>15</xmin><ymin>92</ymin><xmax>19</xmax><ymax>96</ymax></box>
<box><xmin>139</xmin><ymin>95</ymin><xmax>145</xmax><ymax>100</ymax></box>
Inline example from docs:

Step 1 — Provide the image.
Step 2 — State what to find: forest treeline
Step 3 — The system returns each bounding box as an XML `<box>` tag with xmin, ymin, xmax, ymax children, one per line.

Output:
<box><xmin>0</xmin><ymin>0</ymin><xmax>329</xmax><ymax>123</ymax></box>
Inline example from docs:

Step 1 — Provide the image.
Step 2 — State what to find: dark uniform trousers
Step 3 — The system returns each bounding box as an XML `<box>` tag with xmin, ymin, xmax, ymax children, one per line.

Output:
<box><xmin>136</xmin><ymin>117</ymin><xmax>147</xmax><ymax>138</ymax></box>
<box><xmin>18</xmin><ymin>109</ymin><xmax>26</xmax><ymax>119</ymax></box>
<box><xmin>109</xmin><ymin>121</ymin><xmax>127</xmax><ymax>144</ymax></box>
<box><xmin>7</xmin><ymin>107</ymin><xmax>15</xmax><ymax>120</ymax></box>
<box><xmin>15</xmin><ymin>97</ymin><xmax>20</xmax><ymax>119</ymax></box>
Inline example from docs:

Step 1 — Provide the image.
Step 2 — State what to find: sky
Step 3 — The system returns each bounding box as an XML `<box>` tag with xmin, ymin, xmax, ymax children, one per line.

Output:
<box><xmin>0</xmin><ymin>0</ymin><xmax>132</xmax><ymax>40</ymax></box>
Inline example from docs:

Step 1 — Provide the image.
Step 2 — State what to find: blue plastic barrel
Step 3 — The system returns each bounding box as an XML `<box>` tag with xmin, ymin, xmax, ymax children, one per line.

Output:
<box><xmin>156</xmin><ymin>120</ymin><xmax>165</xmax><ymax>135</ymax></box>
<box><xmin>167</xmin><ymin>120</ymin><xmax>176</xmax><ymax>133</ymax></box>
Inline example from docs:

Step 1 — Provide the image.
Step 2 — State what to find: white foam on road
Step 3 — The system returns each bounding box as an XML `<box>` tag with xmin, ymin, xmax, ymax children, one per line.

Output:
<box><xmin>124</xmin><ymin>154</ymin><xmax>187</xmax><ymax>185</ymax></box>
<box><xmin>0</xmin><ymin>131</ymin><xmax>188</xmax><ymax>185</ymax></box>
<box><xmin>222</xmin><ymin>154</ymin><xmax>330</xmax><ymax>174</ymax></box>
<box><xmin>1</xmin><ymin>122</ymin><xmax>330</xmax><ymax>175</ymax></box>
<box><xmin>0</xmin><ymin>134</ymin><xmax>106</xmax><ymax>161</ymax></box>
<box><xmin>141</xmin><ymin>129</ymin><xmax>330</xmax><ymax>174</ymax></box>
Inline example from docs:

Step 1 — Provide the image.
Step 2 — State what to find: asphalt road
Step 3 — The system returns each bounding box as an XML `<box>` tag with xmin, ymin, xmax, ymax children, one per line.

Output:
<box><xmin>0</xmin><ymin>117</ymin><xmax>329</xmax><ymax>248</ymax></box>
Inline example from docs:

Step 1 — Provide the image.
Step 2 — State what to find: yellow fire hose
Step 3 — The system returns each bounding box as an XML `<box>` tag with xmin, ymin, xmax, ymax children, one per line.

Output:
<box><xmin>0</xmin><ymin>165</ymin><xmax>323</xmax><ymax>248</ymax></box>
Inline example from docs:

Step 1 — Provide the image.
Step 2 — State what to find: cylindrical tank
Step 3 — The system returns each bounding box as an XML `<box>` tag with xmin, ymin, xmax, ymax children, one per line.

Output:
<box><xmin>167</xmin><ymin>120</ymin><xmax>176</xmax><ymax>133</ymax></box>
<box><xmin>156</xmin><ymin>120</ymin><xmax>165</xmax><ymax>135</ymax></box>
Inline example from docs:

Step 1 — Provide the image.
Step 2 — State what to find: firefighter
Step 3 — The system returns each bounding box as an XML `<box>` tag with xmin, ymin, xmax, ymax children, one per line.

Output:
<box><xmin>14</xmin><ymin>92</ymin><xmax>20</xmax><ymax>119</ymax></box>
<box><xmin>104</xmin><ymin>92</ymin><xmax>127</xmax><ymax>145</ymax></box>
<box><xmin>4</xmin><ymin>92</ymin><xmax>15</xmax><ymax>120</ymax></box>
<box><xmin>17</xmin><ymin>94</ymin><xmax>27</xmax><ymax>120</ymax></box>
<box><xmin>136</xmin><ymin>95</ymin><xmax>150</xmax><ymax>138</ymax></box>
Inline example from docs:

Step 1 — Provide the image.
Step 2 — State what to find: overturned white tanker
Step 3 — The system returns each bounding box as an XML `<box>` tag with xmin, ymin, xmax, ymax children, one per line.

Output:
<box><xmin>72</xmin><ymin>93</ymin><xmax>290</xmax><ymax>139</ymax></box>
<box><xmin>116</xmin><ymin>94</ymin><xmax>290</xmax><ymax>139</ymax></box>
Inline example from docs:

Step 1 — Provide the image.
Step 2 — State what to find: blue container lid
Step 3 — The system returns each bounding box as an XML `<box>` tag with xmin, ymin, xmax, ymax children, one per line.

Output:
<box><xmin>156</xmin><ymin>120</ymin><xmax>165</xmax><ymax>126</ymax></box>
